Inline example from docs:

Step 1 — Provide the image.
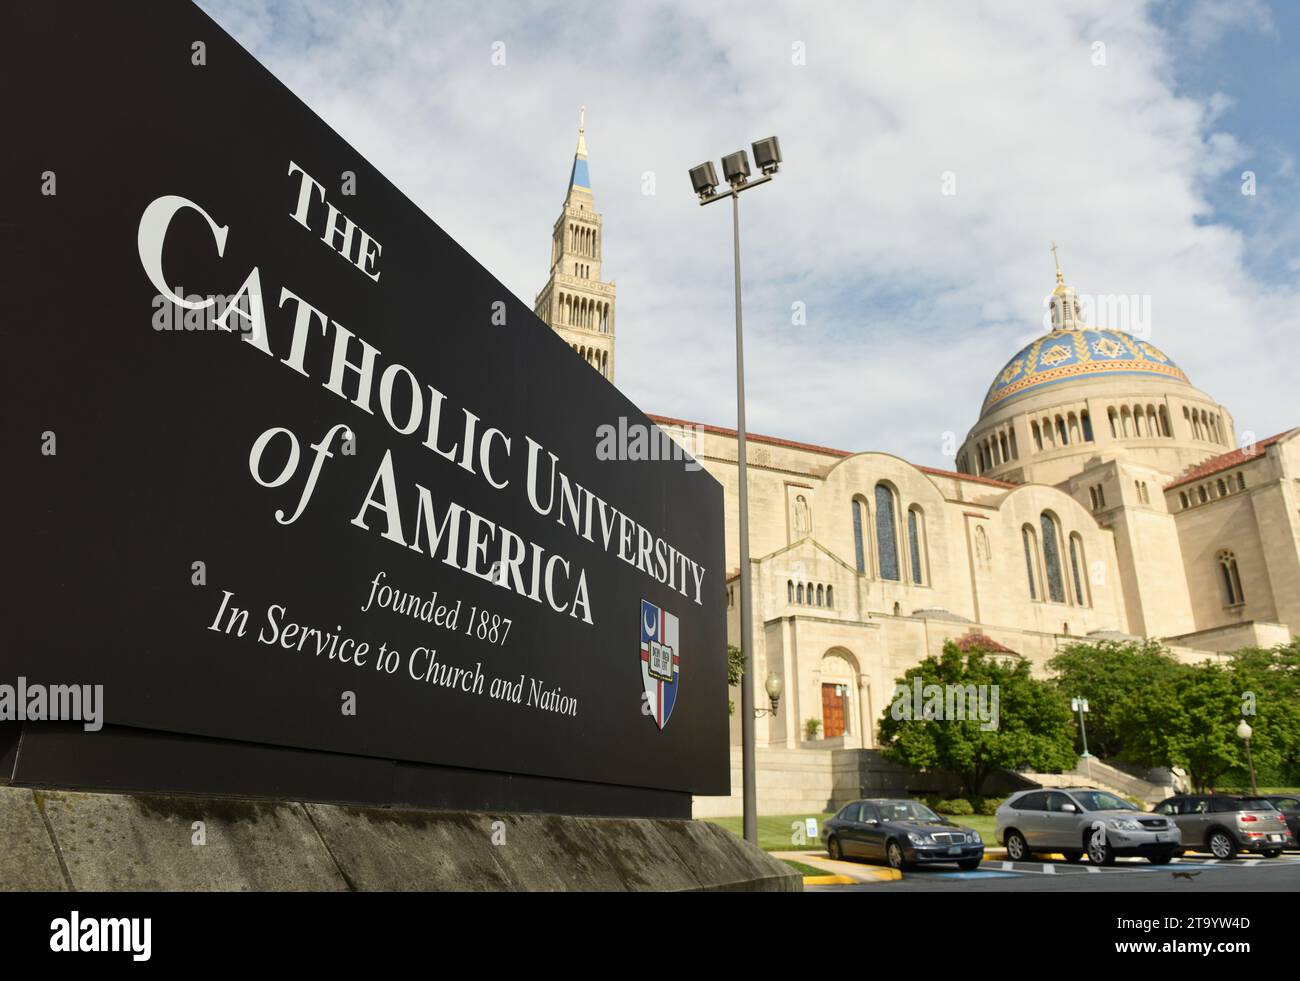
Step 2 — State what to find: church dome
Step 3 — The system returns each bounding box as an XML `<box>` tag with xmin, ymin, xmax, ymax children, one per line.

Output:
<box><xmin>981</xmin><ymin>328</ymin><xmax>1189</xmax><ymax>415</ymax></box>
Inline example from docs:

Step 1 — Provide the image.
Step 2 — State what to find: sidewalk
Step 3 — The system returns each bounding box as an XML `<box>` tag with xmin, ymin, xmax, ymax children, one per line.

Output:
<box><xmin>770</xmin><ymin>850</ymin><xmax>902</xmax><ymax>885</ymax></box>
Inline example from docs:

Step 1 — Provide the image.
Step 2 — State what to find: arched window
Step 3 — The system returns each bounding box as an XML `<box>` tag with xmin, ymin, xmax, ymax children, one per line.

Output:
<box><xmin>1081</xmin><ymin>411</ymin><xmax>1094</xmax><ymax>442</ymax></box>
<box><xmin>1032</xmin><ymin>420</ymin><xmax>1043</xmax><ymax>451</ymax></box>
<box><xmin>1069</xmin><ymin>533</ymin><xmax>1089</xmax><ymax>607</ymax></box>
<box><xmin>875</xmin><ymin>484</ymin><xmax>900</xmax><ymax>581</ymax></box>
<box><xmin>1056</xmin><ymin>416</ymin><xmax>1069</xmax><ymax>446</ymax></box>
<box><xmin>999</xmin><ymin>433</ymin><xmax>1009</xmax><ymax>463</ymax></box>
<box><xmin>851</xmin><ymin>497</ymin><xmax>867</xmax><ymax>574</ymax></box>
<box><xmin>1237</xmin><ymin>473</ymin><xmax>1246</xmax><ymax>491</ymax></box>
<box><xmin>1108</xmin><ymin>408</ymin><xmax>1118</xmax><ymax>439</ymax></box>
<box><xmin>1217</xmin><ymin>478</ymin><xmax>1228</xmax><ymax>497</ymax></box>
<box><xmin>787</xmin><ymin>580</ymin><xmax>794</xmax><ymax>603</ymax></box>
<box><xmin>1159</xmin><ymin>406</ymin><xmax>1171</xmax><ymax>437</ymax></box>
<box><xmin>1022</xmin><ymin>525</ymin><xmax>1039</xmax><ymax>600</ymax></box>
<box><xmin>817</xmin><ymin>584</ymin><xmax>825</xmax><ymax>606</ymax></box>
<box><xmin>1179</xmin><ymin>491</ymin><xmax>1189</xmax><ymax>509</ymax></box>
<box><xmin>1218</xmin><ymin>551</ymin><xmax>1244</xmax><ymax>605</ymax></box>
<box><xmin>1088</xmin><ymin>487</ymin><xmax>1098</xmax><ymax>510</ymax></box>
<box><xmin>1040</xmin><ymin>512</ymin><xmax>1066</xmax><ymax>603</ymax></box>
<box><xmin>797</xmin><ymin>583</ymin><xmax>804</xmax><ymax>604</ymax></box>
<box><xmin>826</xmin><ymin>585</ymin><xmax>834</xmax><ymax>608</ymax></box>
<box><xmin>907</xmin><ymin>507</ymin><xmax>926</xmax><ymax>585</ymax></box>
<box><xmin>1198</xmin><ymin>486</ymin><xmax>1208</xmax><ymax>504</ymax></box>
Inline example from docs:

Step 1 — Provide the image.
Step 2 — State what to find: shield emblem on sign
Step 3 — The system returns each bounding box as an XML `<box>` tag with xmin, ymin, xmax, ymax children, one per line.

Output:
<box><xmin>640</xmin><ymin>599</ymin><xmax>680</xmax><ymax>730</ymax></box>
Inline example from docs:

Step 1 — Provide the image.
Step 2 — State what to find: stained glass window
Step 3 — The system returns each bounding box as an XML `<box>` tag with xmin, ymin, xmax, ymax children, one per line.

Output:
<box><xmin>1041</xmin><ymin>513</ymin><xmax>1066</xmax><ymax>603</ymax></box>
<box><xmin>1069</xmin><ymin>535</ymin><xmax>1086</xmax><ymax>605</ymax></box>
<box><xmin>908</xmin><ymin>508</ymin><xmax>924</xmax><ymax>585</ymax></box>
<box><xmin>852</xmin><ymin>499</ymin><xmax>866</xmax><ymax>574</ymax></box>
<box><xmin>1022</xmin><ymin>526</ymin><xmax>1038</xmax><ymax>600</ymax></box>
<box><xmin>875</xmin><ymin>485</ymin><xmax>900</xmax><ymax>581</ymax></box>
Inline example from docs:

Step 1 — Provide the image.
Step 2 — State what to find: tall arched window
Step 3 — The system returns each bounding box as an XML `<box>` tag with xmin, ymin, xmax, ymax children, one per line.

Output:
<box><xmin>907</xmin><ymin>507</ymin><xmax>926</xmax><ymax>585</ymax></box>
<box><xmin>826</xmin><ymin>585</ymin><xmax>834</xmax><ymax>608</ymax></box>
<box><xmin>1040</xmin><ymin>512</ymin><xmax>1066</xmax><ymax>603</ymax></box>
<box><xmin>851</xmin><ymin>498</ymin><xmax>867</xmax><ymax>574</ymax></box>
<box><xmin>787</xmin><ymin>580</ymin><xmax>794</xmax><ymax>603</ymax></box>
<box><xmin>875</xmin><ymin>484</ymin><xmax>900</xmax><ymax>581</ymax></box>
<box><xmin>1081</xmin><ymin>411</ymin><xmax>1094</xmax><ymax>442</ymax></box>
<box><xmin>1218</xmin><ymin>551</ymin><xmax>1244</xmax><ymax>605</ymax></box>
<box><xmin>1069</xmin><ymin>533</ymin><xmax>1089</xmax><ymax>607</ymax></box>
<box><xmin>816</xmin><ymin>584</ymin><xmax>824</xmax><ymax>607</ymax></box>
<box><xmin>1056</xmin><ymin>416</ymin><xmax>1069</xmax><ymax>446</ymax></box>
<box><xmin>797</xmin><ymin>583</ymin><xmax>805</xmax><ymax>604</ymax></box>
<box><xmin>1022</xmin><ymin>525</ymin><xmax>1039</xmax><ymax>600</ymax></box>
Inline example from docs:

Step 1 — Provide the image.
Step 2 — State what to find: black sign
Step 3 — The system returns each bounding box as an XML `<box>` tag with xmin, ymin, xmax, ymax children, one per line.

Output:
<box><xmin>1</xmin><ymin>3</ymin><xmax>728</xmax><ymax>801</ymax></box>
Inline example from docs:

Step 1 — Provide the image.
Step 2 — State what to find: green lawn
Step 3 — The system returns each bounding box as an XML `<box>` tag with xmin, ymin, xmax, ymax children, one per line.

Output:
<box><xmin>781</xmin><ymin>858</ymin><xmax>827</xmax><ymax>877</ymax></box>
<box><xmin>703</xmin><ymin>813</ymin><xmax>834</xmax><ymax>851</ymax></box>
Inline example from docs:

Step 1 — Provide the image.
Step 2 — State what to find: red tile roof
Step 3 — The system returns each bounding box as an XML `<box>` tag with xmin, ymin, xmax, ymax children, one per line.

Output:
<box><xmin>1164</xmin><ymin>429</ymin><xmax>1296</xmax><ymax>491</ymax></box>
<box><xmin>647</xmin><ymin>414</ymin><xmax>1017</xmax><ymax>489</ymax></box>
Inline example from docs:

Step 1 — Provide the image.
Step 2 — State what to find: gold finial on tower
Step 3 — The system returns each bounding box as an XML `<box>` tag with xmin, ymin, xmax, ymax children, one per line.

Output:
<box><xmin>1051</xmin><ymin>241</ymin><xmax>1063</xmax><ymax>285</ymax></box>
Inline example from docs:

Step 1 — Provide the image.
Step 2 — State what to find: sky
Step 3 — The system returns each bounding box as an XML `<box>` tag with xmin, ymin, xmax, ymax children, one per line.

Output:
<box><xmin>196</xmin><ymin>0</ymin><xmax>1299</xmax><ymax>468</ymax></box>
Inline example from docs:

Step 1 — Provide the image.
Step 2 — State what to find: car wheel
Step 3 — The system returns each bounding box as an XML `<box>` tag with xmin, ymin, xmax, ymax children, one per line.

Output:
<box><xmin>957</xmin><ymin>859</ymin><xmax>981</xmax><ymax>871</ymax></box>
<box><xmin>1208</xmin><ymin>830</ymin><xmax>1237</xmax><ymax>860</ymax></box>
<box><xmin>1062</xmin><ymin>850</ymin><xmax>1083</xmax><ymax>863</ymax></box>
<box><xmin>1147</xmin><ymin>853</ymin><xmax>1173</xmax><ymax>865</ymax></box>
<box><xmin>1005</xmin><ymin>830</ymin><xmax>1029</xmax><ymax>861</ymax></box>
<box><xmin>886</xmin><ymin>840</ymin><xmax>907</xmax><ymax>870</ymax></box>
<box><xmin>1087</xmin><ymin>828</ymin><xmax>1116</xmax><ymax>866</ymax></box>
<box><xmin>827</xmin><ymin>836</ymin><xmax>842</xmax><ymax>861</ymax></box>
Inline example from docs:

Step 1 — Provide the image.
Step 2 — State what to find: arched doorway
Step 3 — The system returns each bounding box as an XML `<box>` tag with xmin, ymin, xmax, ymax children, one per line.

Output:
<box><xmin>817</xmin><ymin>648</ymin><xmax>864</xmax><ymax>745</ymax></box>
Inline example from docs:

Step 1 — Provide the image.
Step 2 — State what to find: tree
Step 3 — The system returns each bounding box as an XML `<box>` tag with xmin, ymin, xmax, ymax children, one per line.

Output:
<box><xmin>877</xmin><ymin>641</ymin><xmax>1077</xmax><ymax>796</ymax></box>
<box><xmin>726</xmin><ymin>645</ymin><xmax>745</xmax><ymax>716</ymax></box>
<box><xmin>1117</xmin><ymin>663</ymin><xmax>1246</xmax><ymax>791</ymax></box>
<box><xmin>1227</xmin><ymin>641</ymin><xmax>1300</xmax><ymax>783</ymax></box>
<box><xmin>1047</xmin><ymin>639</ymin><xmax>1182</xmax><ymax>759</ymax></box>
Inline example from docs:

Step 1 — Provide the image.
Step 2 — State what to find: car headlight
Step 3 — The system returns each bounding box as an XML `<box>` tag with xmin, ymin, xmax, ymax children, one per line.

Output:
<box><xmin>907</xmin><ymin>832</ymin><xmax>927</xmax><ymax>844</ymax></box>
<box><xmin>1107</xmin><ymin>818</ymin><xmax>1142</xmax><ymax>831</ymax></box>
<box><xmin>970</xmin><ymin>831</ymin><xmax>982</xmax><ymax>844</ymax></box>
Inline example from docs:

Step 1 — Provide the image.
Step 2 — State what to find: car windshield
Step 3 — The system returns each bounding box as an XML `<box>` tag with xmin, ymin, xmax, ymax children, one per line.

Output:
<box><xmin>877</xmin><ymin>801</ymin><xmax>943</xmax><ymax>823</ymax></box>
<box><xmin>1071</xmin><ymin>791</ymin><xmax>1136</xmax><ymax>812</ymax></box>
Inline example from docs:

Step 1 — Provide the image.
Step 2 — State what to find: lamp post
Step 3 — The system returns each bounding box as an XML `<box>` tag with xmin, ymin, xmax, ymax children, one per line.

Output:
<box><xmin>689</xmin><ymin>136</ymin><xmax>782</xmax><ymax>846</ymax></box>
<box><xmin>756</xmin><ymin>672</ymin><xmax>784</xmax><ymax>717</ymax></box>
<box><xmin>1236</xmin><ymin>719</ymin><xmax>1258</xmax><ymax>795</ymax></box>
<box><xmin>1071</xmin><ymin>696</ymin><xmax>1091</xmax><ymax>777</ymax></box>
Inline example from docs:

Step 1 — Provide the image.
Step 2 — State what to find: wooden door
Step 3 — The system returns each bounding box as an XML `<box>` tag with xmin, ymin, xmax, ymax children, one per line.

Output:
<box><xmin>821</xmin><ymin>684</ymin><xmax>846</xmax><ymax>738</ymax></box>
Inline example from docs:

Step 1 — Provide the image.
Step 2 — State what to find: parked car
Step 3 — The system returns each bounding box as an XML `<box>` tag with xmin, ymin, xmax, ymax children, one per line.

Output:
<box><xmin>995</xmin><ymin>787</ymin><xmax>1180</xmax><ymax>865</ymax></box>
<box><xmin>1261</xmin><ymin>794</ymin><xmax>1300</xmax><ymax>847</ymax></box>
<box><xmin>1153</xmin><ymin>794</ymin><xmax>1295</xmax><ymax>858</ymax></box>
<box><xmin>822</xmin><ymin>798</ymin><xmax>984</xmax><ymax>870</ymax></box>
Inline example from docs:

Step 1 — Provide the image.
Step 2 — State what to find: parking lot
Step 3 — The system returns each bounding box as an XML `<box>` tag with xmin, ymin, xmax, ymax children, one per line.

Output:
<box><xmin>805</xmin><ymin>850</ymin><xmax>1300</xmax><ymax>892</ymax></box>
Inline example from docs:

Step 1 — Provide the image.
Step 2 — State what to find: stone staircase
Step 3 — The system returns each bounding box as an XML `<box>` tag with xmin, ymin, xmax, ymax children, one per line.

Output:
<box><xmin>1006</xmin><ymin>756</ymin><xmax>1176</xmax><ymax>807</ymax></box>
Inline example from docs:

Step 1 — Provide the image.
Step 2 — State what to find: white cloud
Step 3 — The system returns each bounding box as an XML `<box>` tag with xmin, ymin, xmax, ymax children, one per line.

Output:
<box><xmin>197</xmin><ymin>0</ymin><xmax>1296</xmax><ymax>466</ymax></box>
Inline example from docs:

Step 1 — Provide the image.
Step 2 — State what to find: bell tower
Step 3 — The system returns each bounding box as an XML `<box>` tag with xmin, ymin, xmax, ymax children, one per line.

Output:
<box><xmin>534</xmin><ymin>107</ymin><xmax>617</xmax><ymax>382</ymax></box>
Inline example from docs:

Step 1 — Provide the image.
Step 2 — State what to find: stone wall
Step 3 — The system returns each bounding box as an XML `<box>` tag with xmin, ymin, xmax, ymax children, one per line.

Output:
<box><xmin>0</xmin><ymin>786</ymin><xmax>799</xmax><ymax>892</ymax></box>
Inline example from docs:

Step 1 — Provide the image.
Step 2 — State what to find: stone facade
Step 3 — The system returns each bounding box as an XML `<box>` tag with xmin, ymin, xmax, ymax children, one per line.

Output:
<box><xmin>532</xmin><ymin>138</ymin><xmax>1297</xmax><ymax>813</ymax></box>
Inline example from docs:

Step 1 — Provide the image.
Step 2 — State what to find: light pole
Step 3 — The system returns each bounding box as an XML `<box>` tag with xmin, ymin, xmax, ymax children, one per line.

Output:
<box><xmin>1236</xmin><ymin>719</ymin><xmax>1258</xmax><ymax>795</ymax></box>
<box><xmin>689</xmin><ymin>137</ymin><xmax>782</xmax><ymax>846</ymax></box>
<box><xmin>1071</xmin><ymin>696</ymin><xmax>1091</xmax><ymax>777</ymax></box>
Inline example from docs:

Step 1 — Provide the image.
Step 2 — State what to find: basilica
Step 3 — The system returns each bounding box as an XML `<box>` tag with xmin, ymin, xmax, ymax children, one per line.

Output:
<box><xmin>534</xmin><ymin>114</ymin><xmax>1300</xmax><ymax>807</ymax></box>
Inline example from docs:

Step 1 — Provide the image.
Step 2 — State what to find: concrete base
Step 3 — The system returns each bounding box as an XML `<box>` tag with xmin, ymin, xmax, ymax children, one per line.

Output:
<box><xmin>0</xmin><ymin>786</ymin><xmax>799</xmax><ymax>892</ymax></box>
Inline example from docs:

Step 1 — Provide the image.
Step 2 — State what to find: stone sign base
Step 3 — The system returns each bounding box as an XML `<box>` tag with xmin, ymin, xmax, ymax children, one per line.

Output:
<box><xmin>0</xmin><ymin>786</ymin><xmax>799</xmax><ymax>892</ymax></box>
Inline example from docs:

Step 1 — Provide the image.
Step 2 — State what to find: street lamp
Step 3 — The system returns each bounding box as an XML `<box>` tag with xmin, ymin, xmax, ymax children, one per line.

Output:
<box><xmin>1071</xmin><ymin>696</ymin><xmax>1091</xmax><ymax>779</ymax></box>
<box><xmin>689</xmin><ymin>136</ymin><xmax>782</xmax><ymax>846</ymax></box>
<box><xmin>1236</xmin><ymin>719</ymin><xmax>1258</xmax><ymax>795</ymax></box>
<box><xmin>755</xmin><ymin>672</ymin><xmax>784</xmax><ymax>717</ymax></box>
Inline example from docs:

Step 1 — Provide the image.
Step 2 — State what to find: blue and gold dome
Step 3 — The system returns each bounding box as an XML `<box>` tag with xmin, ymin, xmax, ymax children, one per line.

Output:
<box><xmin>982</xmin><ymin>328</ymin><xmax>1188</xmax><ymax>414</ymax></box>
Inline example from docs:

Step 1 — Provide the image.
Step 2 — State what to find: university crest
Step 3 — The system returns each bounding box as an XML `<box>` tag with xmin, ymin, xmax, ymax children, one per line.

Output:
<box><xmin>640</xmin><ymin>599</ymin><xmax>680</xmax><ymax>730</ymax></box>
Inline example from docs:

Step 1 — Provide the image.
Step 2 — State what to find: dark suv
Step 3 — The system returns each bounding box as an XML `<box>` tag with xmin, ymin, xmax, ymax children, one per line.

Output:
<box><xmin>1262</xmin><ymin>795</ymin><xmax>1300</xmax><ymax>847</ymax></box>
<box><xmin>1153</xmin><ymin>794</ymin><xmax>1294</xmax><ymax>858</ymax></box>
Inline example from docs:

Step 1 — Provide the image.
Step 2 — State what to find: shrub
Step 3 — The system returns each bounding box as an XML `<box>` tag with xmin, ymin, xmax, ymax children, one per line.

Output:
<box><xmin>938</xmin><ymin>798</ymin><xmax>974</xmax><ymax>816</ymax></box>
<box><xmin>975</xmin><ymin>796</ymin><xmax>1002</xmax><ymax>816</ymax></box>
